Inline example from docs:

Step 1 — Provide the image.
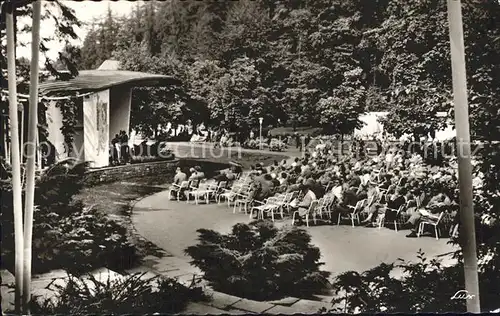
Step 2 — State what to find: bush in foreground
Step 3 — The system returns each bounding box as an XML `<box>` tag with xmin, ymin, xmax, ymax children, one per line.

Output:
<box><xmin>326</xmin><ymin>215</ymin><xmax>500</xmax><ymax>313</ymax></box>
<box><xmin>325</xmin><ymin>250</ymin><xmax>466</xmax><ymax>313</ymax></box>
<box><xmin>27</xmin><ymin>272</ymin><xmax>208</xmax><ymax>314</ymax></box>
<box><xmin>185</xmin><ymin>220</ymin><xmax>330</xmax><ymax>301</ymax></box>
<box><xmin>1</xmin><ymin>158</ymin><xmax>141</xmax><ymax>274</ymax></box>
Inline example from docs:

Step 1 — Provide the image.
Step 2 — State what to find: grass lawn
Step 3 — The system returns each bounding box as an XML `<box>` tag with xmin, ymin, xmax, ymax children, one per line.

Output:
<box><xmin>75</xmin><ymin>174</ymin><xmax>175</xmax><ymax>259</ymax></box>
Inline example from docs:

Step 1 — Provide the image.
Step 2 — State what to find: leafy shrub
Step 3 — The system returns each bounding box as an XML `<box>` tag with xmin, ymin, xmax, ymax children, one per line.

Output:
<box><xmin>30</xmin><ymin>204</ymin><xmax>140</xmax><ymax>274</ymax></box>
<box><xmin>1</xmin><ymin>159</ymin><xmax>141</xmax><ymax>274</ymax></box>
<box><xmin>28</xmin><ymin>272</ymin><xmax>208</xmax><ymax>314</ymax></box>
<box><xmin>324</xmin><ymin>147</ymin><xmax>500</xmax><ymax>314</ymax></box>
<box><xmin>327</xmin><ymin>250</ymin><xmax>466</xmax><ymax>313</ymax></box>
<box><xmin>185</xmin><ymin>220</ymin><xmax>330</xmax><ymax>301</ymax></box>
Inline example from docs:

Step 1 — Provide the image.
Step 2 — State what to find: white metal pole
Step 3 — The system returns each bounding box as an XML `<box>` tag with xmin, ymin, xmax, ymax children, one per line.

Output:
<box><xmin>446</xmin><ymin>0</ymin><xmax>480</xmax><ymax>312</ymax></box>
<box><xmin>20</xmin><ymin>106</ymin><xmax>24</xmax><ymax>161</ymax></box>
<box><xmin>36</xmin><ymin>129</ymin><xmax>41</xmax><ymax>169</ymax></box>
<box><xmin>23</xmin><ymin>1</ymin><xmax>42</xmax><ymax>313</ymax></box>
<box><xmin>259</xmin><ymin>123</ymin><xmax>262</xmax><ymax>150</ymax></box>
<box><xmin>6</xmin><ymin>3</ymin><xmax>24</xmax><ymax>313</ymax></box>
<box><xmin>2</xmin><ymin>115</ymin><xmax>8</xmax><ymax>159</ymax></box>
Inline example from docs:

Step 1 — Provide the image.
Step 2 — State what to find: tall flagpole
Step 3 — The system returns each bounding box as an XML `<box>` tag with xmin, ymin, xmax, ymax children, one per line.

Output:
<box><xmin>6</xmin><ymin>2</ymin><xmax>25</xmax><ymax>313</ymax></box>
<box><xmin>446</xmin><ymin>0</ymin><xmax>480</xmax><ymax>312</ymax></box>
<box><xmin>23</xmin><ymin>1</ymin><xmax>42</xmax><ymax>313</ymax></box>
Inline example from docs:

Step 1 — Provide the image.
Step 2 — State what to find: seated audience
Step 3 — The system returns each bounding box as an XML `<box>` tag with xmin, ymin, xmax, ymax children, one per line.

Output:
<box><xmin>188</xmin><ymin>166</ymin><xmax>206</xmax><ymax>181</ymax></box>
<box><xmin>362</xmin><ymin>188</ymin><xmax>407</xmax><ymax>225</ymax></box>
<box><xmin>167</xmin><ymin>133</ymin><xmax>460</xmax><ymax>240</ymax></box>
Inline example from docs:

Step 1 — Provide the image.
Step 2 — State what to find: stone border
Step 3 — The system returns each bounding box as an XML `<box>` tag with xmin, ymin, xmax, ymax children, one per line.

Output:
<box><xmin>125</xmin><ymin>254</ymin><xmax>335</xmax><ymax>315</ymax></box>
<box><xmin>122</xmin><ymin>149</ymin><xmax>339</xmax><ymax>313</ymax></box>
<box><xmin>84</xmin><ymin>159</ymin><xmax>180</xmax><ymax>185</ymax></box>
<box><xmin>129</xmin><ymin>190</ymin><xmax>337</xmax><ymax>314</ymax></box>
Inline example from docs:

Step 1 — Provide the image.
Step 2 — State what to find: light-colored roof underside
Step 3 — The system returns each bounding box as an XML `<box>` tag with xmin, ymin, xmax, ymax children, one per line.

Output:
<box><xmin>39</xmin><ymin>69</ymin><xmax>182</xmax><ymax>96</ymax></box>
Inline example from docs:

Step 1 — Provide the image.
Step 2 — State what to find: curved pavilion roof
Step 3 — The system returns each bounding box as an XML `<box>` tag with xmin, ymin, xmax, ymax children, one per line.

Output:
<box><xmin>39</xmin><ymin>69</ymin><xmax>182</xmax><ymax>97</ymax></box>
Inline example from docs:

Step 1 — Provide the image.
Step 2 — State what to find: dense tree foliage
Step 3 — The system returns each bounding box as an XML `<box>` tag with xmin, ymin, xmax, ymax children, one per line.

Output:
<box><xmin>75</xmin><ymin>0</ymin><xmax>498</xmax><ymax>142</ymax></box>
<box><xmin>0</xmin><ymin>0</ymin><xmax>81</xmax><ymax>93</ymax></box>
<box><xmin>5</xmin><ymin>0</ymin><xmax>496</xmax><ymax>311</ymax></box>
<box><xmin>76</xmin><ymin>0</ymin><xmax>378</xmax><ymax>135</ymax></box>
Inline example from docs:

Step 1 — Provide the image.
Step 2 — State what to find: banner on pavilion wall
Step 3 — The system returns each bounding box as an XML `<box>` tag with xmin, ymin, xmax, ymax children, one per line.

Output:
<box><xmin>95</xmin><ymin>91</ymin><xmax>109</xmax><ymax>167</ymax></box>
<box><xmin>84</xmin><ymin>90</ymin><xmax>109</xmax><ymax>168</ymax></box>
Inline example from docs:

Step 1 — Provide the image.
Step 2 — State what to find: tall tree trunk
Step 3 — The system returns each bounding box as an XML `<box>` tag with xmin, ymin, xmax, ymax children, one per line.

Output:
<box><xmin>22</xmin><ymin>1</ymin><xmax>42</xmax><ymax>313</ymax></box>
<box><xmin>6</xmin><ymin>4</ymin><xmax>24</xmax><ymax>313</ymax></box>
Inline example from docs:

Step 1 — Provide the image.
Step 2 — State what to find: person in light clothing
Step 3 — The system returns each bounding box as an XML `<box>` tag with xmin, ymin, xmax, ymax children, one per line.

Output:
<box><xmin>173</xmin><ymin>167</ymin><xmax>187</xmax><ymax>185</ymax></box>
<box><xmin>291</xmin><ymin>182</ymin><xmax>317</xmax><ymax>225</ymax></box>
<box><xmin>170</xmin><ymin>167</ymin><xmax>188</xmax><ymax>200</ymax></box>
<box><xmin>330</xmin><ymin>178</ymin><xmax>343</xmax><ymax>201</ymax></box>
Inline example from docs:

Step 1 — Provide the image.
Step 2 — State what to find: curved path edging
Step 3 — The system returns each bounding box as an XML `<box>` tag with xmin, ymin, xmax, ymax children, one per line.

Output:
<box><xmin>128</xmin><ymin>193</ymin><xmax>335</xmax><ymax>314</ymax></box>
<box><xmin>128</xmin><ymin>146</ymin><xmax>336</xmax><ymax>314</ymax></box>
<box><xmin>128</xmin><ymin>145</ymin><xmax>455</xmax><ymax>314</ymax></box>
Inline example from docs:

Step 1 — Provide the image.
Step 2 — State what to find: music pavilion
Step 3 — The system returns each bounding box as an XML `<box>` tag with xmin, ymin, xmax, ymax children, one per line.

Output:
<box><xmin>39</xmin><ymin>60</ymin><xmax>180</xmax><ymax>168</ymax></box>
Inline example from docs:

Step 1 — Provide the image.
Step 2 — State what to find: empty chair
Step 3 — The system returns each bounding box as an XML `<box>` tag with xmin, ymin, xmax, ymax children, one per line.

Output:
<box><xmin>187</xmin><ymin>182</ymin><xmax>213</xmax><ymax>204</ymax></box>
<box><xmin>233</xmin><ymin>191</ymin><xmax>253</xmax><ymax>214</ymax></box>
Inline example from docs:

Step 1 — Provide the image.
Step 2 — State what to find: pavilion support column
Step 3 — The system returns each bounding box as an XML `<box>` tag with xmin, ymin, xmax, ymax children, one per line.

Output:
<box><xmin>36</xmin><ymin>130</ymin><xmax>41</xmax><ymax>169</ymax></box>
<box><xmin>83</xmin><ymin>94</ymin><xmax>97</xmax><ymax>166</ymax></box>
<box><xmin>126</xmin><ymin>88</ymin><xmax>132</xmax><ymax>134</ymax></box>
<box><xmin>19</xmin><ymin>105</ymin><xmax>24</xmax><ymax>161</ymax></box>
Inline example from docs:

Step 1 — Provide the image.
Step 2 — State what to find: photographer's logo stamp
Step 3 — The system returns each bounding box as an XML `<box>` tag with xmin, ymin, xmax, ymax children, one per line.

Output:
<box><xmin>451</xmin><ymin>290</ymin><xmax>476</xmax><ymax>300</ymax></box>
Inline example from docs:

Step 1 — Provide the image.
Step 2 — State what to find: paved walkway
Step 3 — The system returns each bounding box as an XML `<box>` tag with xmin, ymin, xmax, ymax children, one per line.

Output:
<box><xmin>1</xmin><ymin>144</ymin><xmax>457</xmax><ymax>314</ymax></box>
<box><xmin>131</xmin><ymin>191</ymin><xmax>456</xmax><ymax>314</ymax></box>
<box><xmin>133</xmin><ymin>193</ymin><xmax>456</xmax><ymax>279</ymax></box>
